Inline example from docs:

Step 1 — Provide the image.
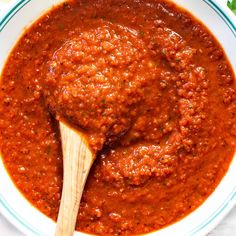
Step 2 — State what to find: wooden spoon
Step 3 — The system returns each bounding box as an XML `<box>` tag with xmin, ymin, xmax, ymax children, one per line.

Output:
<box><xmin>55</xmin><ymin>121</ymin><xmax>95</xmax><ymax>236</ymax></box>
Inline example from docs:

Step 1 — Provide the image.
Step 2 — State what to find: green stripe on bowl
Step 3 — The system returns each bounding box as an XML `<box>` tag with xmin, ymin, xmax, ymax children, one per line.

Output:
<box><xmin>0</xmin><ymin>193</ymin><xmax>47</xmax><ymax>236</ymax></box>
<box><xmin>0</xmin><ymin>0</ymin><xmax>32</xmax><ymax>32</ymax></box>
<box><xmin>205</xmin><ymin>0</ymin><xmax>236</xmax><ymax>35</ymax></box>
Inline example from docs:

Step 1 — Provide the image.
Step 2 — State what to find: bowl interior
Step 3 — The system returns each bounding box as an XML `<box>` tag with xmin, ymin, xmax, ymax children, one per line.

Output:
<box><xmin>0</xmin><ymin>0</ymin><xmax>236</xmax><ymax>236</ymax></box>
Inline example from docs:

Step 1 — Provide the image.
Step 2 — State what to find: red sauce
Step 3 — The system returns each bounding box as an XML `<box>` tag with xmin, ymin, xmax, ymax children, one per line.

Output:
<box><xmin>0</xmin><ymin>0</ymin><xmax>236</xmax><ymax>235</ymax></box>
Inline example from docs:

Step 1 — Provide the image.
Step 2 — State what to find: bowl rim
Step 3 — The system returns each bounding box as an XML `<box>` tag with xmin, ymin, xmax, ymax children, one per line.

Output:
<box><xmin>0</xmin><ymin>0</ymin><xmax>236</xmax><ymax>236</ymax></box>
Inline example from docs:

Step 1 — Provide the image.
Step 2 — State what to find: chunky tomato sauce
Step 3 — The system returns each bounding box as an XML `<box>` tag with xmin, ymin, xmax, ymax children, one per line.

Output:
<box><xmin>1</xmin><ymin>0</ymin><xmax>236</xmax><ymax>235</ymax></box>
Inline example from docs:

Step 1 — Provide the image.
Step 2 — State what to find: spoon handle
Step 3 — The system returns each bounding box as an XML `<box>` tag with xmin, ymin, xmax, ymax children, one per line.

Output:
<box><xmin>55</xmin><ymin>122</ymin><xmax>94</xmax><ymax>236</ymax></box>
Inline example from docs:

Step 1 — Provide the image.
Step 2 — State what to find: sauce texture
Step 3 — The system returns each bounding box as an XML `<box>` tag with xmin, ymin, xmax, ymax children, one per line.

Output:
<box><xmin>1</xmin><ymin>0</ymin><xmax>236</xmax><ymax>235</ymax></box>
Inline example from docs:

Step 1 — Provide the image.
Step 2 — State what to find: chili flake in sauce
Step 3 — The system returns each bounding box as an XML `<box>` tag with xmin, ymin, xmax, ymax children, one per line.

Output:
<box><xmin>0</xmin><ymin>0</ymin><xmax>236</xmax><ymax>235</ymax></box>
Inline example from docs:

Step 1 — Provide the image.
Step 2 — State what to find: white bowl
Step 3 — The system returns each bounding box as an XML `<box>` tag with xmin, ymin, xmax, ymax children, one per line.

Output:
<box><xmin>0</xmin><ymin>0</ymin><xmax>236</xmax><ymax>235</ymax></box>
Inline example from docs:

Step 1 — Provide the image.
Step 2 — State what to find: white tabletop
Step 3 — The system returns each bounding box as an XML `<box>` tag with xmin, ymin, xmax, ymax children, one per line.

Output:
<box><xmin>0</xmin><ymin>0</ymin><xmax>235</xmax><ymax>235</ymax></box>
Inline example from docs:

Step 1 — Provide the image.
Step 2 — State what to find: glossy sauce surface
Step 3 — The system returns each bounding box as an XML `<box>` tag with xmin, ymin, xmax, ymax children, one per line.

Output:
<box><xmin>0</xmin><ymin>0</ymin><xmax>236</xmax><ymax>235</ymax></box>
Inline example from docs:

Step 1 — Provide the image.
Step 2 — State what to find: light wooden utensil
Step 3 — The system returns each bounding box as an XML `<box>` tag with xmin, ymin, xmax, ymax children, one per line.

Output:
<box><xmin>55</xmin><ymin>121</ymin><xmax>95</xmax><ymax>236</ymax></box>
